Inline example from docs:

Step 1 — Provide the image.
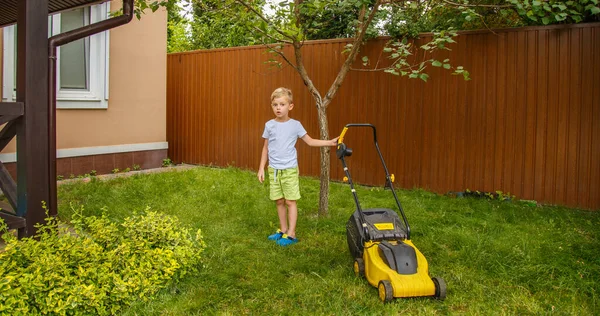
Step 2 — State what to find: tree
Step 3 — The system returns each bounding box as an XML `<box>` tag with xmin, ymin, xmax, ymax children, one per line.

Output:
<box><xmin>131</xmin><ymin>0</ymin><xmax>464</xmax><ymax>216</ymax></box>
<box><xmin>166</xmin><ymin>1</ymin><xmax>193</xmax><ymax>52</ymax></box>
<box><xmin>133</xmin><ymin>0</ymin><xmax>599</xmax><ymax>216</ymax></box>
<box><xmin>188</xmin><ymin>0</ymin><xmax>264</xmax><ymax>49</ymax></box>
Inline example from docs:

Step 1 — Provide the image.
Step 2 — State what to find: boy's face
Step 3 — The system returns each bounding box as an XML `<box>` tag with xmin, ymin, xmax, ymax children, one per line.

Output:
<box><xmin>271</xmin><ymin>96</ymin><xmax>293</xmax><ymax>121</ymax></box>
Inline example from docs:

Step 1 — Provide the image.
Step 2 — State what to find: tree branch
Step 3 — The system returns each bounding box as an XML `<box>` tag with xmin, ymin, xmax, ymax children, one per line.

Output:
<box><xmin>323</xmin><ymin>0</ymin><xmax>382</xmax><ymax>106</ymax></box>
<box><xmin>264</xmin><ymin>43</ymin><xmax>299</xmax><ymax>72</ymax></box>
<box><xmin>251</xmin><ymin>25</ymin><xmax>294</xmax><ymax>45</ymax></box>
<box><xmin>442</xmin><ymin>0</ymin><xmax>514</xmax><ymax>8</ymax></box>
<box><xmin>234</xmin><ymin>0</ymin><xmax>298</xmax><ymax>42</ymax></box>
<box><xmin>293</xmin><ymin>43</ymin><xmax>323</xmax><ymax>106</ymax></box>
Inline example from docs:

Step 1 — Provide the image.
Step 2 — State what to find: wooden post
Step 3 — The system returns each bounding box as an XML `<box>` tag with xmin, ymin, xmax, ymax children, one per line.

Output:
<box><xmin>16</xmin><ymin>0</ymin><xmax>51</xmax><ymax>236</ymax></box>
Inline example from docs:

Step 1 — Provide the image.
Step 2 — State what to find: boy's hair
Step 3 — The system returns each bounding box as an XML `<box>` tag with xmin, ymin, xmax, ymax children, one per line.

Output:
<box><xmin>271</xmin><ymin>87</ymin><xmax>293</xmax><ymax>102</ymax></box>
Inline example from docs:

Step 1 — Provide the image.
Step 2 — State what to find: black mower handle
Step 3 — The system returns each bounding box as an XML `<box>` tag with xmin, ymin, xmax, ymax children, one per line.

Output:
<box><xmin>338</xmin><ymin>123</ymin><xmax>378</xmax><ymax>146</ymax></box>
<box><xmin>336</xmin><ymin>123</ymin><xmax>412</xmax><ymax>240</ymax></box>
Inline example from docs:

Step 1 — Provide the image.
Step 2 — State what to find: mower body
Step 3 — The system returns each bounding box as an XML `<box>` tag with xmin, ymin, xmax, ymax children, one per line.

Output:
<box><xmin>347</xmin><ymin>209</ymin><xmax>436</xmax><ymax>299</ymax></box>
<box><xmin>337</xmin><ymin>124</ymin><xmax>445</xmax><ymax>302</ymax></box>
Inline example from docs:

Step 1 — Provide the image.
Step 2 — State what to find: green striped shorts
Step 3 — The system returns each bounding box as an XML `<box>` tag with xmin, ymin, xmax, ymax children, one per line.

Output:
<box><xmin>268</xmin><ymin>167</ymin><xmax>301</xmax><ymax>201</ymax></box>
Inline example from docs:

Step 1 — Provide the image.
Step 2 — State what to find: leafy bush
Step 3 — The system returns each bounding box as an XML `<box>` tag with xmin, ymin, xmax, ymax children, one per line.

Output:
<box><xmin>0</xmin><ymin>205</ymin><xmax>206</xmax><ymax>315</ymax></box>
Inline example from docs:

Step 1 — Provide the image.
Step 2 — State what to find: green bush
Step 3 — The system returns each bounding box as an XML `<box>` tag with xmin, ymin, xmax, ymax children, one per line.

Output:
<box><xmin>0</xmin><ymin>205</ymin><xmax>206</xmax><ymax>315</ymax></box>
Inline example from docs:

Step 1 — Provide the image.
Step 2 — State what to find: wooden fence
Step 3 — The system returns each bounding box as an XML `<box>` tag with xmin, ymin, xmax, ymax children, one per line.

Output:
<box><xmin>167</xmin><ymin>23</ymin><xmax>600</xmax><ymax>210</ymax></box>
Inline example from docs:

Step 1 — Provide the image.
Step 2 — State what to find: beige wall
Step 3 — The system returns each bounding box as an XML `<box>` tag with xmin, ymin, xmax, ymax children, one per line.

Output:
<box><xmin>1</xmin><ymin>3</ymin><xmax>167</xmax><ymax>153</ymax></box>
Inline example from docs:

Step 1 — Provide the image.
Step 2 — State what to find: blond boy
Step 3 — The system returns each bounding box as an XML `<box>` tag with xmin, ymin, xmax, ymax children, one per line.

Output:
<box><xmin>258</xmin><ymin>87</ymin><xmax>338</xmax><ymax>246</ymax></box>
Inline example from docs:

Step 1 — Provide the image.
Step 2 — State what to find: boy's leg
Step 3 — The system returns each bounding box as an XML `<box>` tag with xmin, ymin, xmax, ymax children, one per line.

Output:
<box><xmin>285</xmin><ymin>199</ymin><xmax>298</xmax><ymax>238</ymax></box>
<box><xmin>269</xmin><ymin>167</ymin><xmax>287</xmax><ymax>234</ymax></box>
<box><xmin>275</xmin><ymin>198</ymin><xmax>288</xmax><ymax>233</ymax></box>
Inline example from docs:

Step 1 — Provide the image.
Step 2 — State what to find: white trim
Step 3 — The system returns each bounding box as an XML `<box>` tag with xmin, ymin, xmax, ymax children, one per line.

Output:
<box><xmin>53</xmin><ymin>3</ymin><xmax>109</xmax><ymax>109</ymax></box>
<box><xmin>0</xmin><ymin>142</ymin><xmax>168</xmax><ymax>163</ymax></box>
<box><xmin>2</xmin><ymin>25</ymin><xmax>15</xmax><ymax>102</ymax></box>
<box><xmin>104</xmin><ymin>2</ymin><xmax>111</xmax><ymax>100</ymax></box>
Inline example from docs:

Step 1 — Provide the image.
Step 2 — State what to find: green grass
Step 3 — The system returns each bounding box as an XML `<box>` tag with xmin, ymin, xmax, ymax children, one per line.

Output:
<box><xmin>57</xmin><ymin>166</ymin><xmax>600</xmax><ymax>315</ymax></box>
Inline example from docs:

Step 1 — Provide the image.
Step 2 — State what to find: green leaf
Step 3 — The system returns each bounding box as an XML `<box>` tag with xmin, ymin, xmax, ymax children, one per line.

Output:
<box><xmin>432</xmin><ymin>60</ymin><xmax>443</xmax><ymax>67</ymax></box>
<box><xmin>443</xmin><ymin>63</ymin><xmax>451</xmax><ymax>69</ymax></box>
<box><xmin>590</xmin><ymin>6</ymin><xmax>600</xmax><ymax>14</ymax></box>
<box><xmin>463</xmin><ymin>71</ymin><xmax>471</xmax><ymax>81</ymax></box>
<box><xmin>419</xmin><ymin>73</ymin><xmax>429</xmax><ymax>82</ymax></box>
<box><xmin>542</xmin><ymin>17</ymin><xmax>550</xmax><ymax>24</ymax></box>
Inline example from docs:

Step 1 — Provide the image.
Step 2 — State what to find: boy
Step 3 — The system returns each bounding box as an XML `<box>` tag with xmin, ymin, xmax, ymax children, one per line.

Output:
<box><xmin>258</xmin><ymin>87</ymin><xmax>338</xmax><ymax>246</ymax></box>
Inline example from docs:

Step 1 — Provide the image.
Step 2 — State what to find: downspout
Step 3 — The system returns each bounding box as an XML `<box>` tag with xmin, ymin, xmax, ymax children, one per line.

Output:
<box><xmin>48</xmin><ymin>0</ymin><xmax>134</xmax><ymax>215</ymax></box>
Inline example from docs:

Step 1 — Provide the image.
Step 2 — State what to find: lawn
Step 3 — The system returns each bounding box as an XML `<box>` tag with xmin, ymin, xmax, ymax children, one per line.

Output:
<box><xmin>57</xmin><ymin>166</ymin><xmax>599</xmax><ymax>315</ymax></box>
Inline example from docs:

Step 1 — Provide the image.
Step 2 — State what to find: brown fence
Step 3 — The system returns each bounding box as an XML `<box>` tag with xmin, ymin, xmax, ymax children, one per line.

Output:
<box><xmin>167</xmin><ymin>23</ymin><xmax>600</xmax><ymax>210</ymax></box>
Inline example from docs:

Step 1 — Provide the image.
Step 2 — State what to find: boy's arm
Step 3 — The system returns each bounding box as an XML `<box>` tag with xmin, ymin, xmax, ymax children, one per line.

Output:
<box><xmin>301</xmin><ymin>134</ymin><xmax>339</xmax><ymax>147</ymax></box>
<box><xmin>258</xmin><ymin>139</ymin><xmax>268</xmax><ymax>183</ymax></box>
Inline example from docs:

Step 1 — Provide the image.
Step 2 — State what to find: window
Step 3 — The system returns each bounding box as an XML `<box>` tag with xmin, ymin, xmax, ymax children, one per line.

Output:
<box><xmin>2</xmin><ymin>3</ymin><xmax>109</xmax><ymax>109</ymax></box>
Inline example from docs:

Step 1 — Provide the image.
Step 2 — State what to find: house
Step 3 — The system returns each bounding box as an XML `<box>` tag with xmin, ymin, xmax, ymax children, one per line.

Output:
<box><xmin>0</xmin><ymin>0</ymin><xmax>168</xmax><ymax>237</ymax></box>
<box><xmin>0</xmin><ymin>1</ymin><xmax>168</xmax><ymax>178</ymax></box>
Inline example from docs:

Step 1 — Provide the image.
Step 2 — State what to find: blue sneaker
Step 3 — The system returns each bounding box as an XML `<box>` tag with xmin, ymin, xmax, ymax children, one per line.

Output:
<box><xmin>277</xmin><ymin>234</ymin><xmax>298</xmax><ymax>246</ymax></box>
<box><xmin>268</xmin><ymin>229</ymin><xmax>284</xmax><ymax>241</ymax></box>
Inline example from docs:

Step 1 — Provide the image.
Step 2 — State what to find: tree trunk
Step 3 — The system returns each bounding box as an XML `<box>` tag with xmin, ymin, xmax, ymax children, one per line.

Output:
<box><xmin>316</xmin><ymin>102</ymin><xmax>330</xmax><ymax>217</ymax></box>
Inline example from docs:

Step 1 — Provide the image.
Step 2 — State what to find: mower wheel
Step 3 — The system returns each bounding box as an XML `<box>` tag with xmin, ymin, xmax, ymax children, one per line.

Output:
<box><xmin>378</xmin><ymin>280</ymin><xmax>394</xmax><ymax>303</ymax></box>
<box><xmin>432</xmin><ymin>277</ymin><xmax>447</xmax><ymax>300</ymax></box>
<box><xmin>353</xmin><ymin>258</ymin><xmax>365</xmax><ymax>277</ymax></box>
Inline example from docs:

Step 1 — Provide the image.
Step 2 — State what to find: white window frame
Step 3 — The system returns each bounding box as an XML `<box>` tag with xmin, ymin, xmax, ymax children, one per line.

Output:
<box><xmin>2</xmin><ymin>25</ymin><xmax>15</xmax><ymax>102</ymax></box>
<box><xmin>2</xmin><ymin>3</ymin><xmax>110</xmax><ymax>109</ymax></box>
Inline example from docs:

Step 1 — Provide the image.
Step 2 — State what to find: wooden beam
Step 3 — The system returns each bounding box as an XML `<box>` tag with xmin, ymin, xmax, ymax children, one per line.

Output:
<box><xmin>0</xmin><ymin>212</ymin><xmax>26</xmax><ymax>239</ymax></box>
<box><xmin>0</xmin><ymin>201</ymin><xmax>14</xmax><ymax>213</ymax></box>
<box><xmin>16</xmin><ymin>0</ymin><xmax>50</xmax><ymax>235</ymax></box>
<box><xmin>0</xmin><ymin>120</ymin><xmax>17</xmax><ymax>152</ymax></box>
<box><xmin>0</xmin><ymin>102</ymin><xmax>24</xmax><ymax>116</ymax></box>
<box><xmin>0</xmin><ymin>162</ymin><xmax>17</xmax><ymax>210</ymax></box>
<box><xmin>0</xmin><ymin>115</ymin><xmax>20</xmax><ymax>126</ymax></box>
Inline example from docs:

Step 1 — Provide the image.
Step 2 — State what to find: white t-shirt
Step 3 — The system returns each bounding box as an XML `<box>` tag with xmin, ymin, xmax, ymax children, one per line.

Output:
<box><xmin>262</xmin><ymin>119</ymin><xmax>307</xmax><ymax>169</ymax></box>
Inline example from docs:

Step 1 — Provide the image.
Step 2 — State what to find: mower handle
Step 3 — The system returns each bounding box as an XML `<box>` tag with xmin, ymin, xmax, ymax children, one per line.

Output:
<box><xmin>336</xmin><ymin>123</ymin><xmax>411</xmax><ymax>240</ymax></box>
<box><xmin>338</xmin><ymin>123</ymin><xmax>377</xmax><ymax>145</ymax></box>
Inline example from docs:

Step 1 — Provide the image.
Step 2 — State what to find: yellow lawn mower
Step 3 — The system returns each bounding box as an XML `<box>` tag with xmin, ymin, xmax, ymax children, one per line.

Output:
<box><xmin>336</xmin><ymin>124</ymin><xmax>446</xmax><ymax>303</ymax></box>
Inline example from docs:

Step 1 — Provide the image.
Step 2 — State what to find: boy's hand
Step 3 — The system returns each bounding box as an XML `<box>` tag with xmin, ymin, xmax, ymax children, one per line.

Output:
<box><xmin>257</xmin><ymin>169</ymin><xmax>265</xmax><ymax>183</ymax></box>
<box><xmin>330</xmin><ymin>137</ymin><xmax>339</xmax><ymax>146</ymax></box>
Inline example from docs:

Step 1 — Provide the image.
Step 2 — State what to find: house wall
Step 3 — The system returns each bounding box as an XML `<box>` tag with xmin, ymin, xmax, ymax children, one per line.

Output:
<box><xmin>57</xmin><ymin>8</ymin><xmax>167</xmax><ymax>150</ymax></box>
<box><xmin>1</xmin><ymin>4</ymin><xmax>168</xmax><ymax>176</ymax></box>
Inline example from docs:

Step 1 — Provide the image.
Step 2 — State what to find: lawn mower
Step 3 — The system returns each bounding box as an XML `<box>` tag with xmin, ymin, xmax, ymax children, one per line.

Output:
<box><xmin>336</xmin><ymin>123</ymin><xmax>446</xmax><ymax>303</ymax></box>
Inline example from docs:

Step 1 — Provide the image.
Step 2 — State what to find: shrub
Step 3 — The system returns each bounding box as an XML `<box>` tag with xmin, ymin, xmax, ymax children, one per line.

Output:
<box><xmin>162</xmin><ymin>158</ymin><xmax>172</xmax><ymax>167</ymax></box>
<box><xmin>0</xmin><ymin>205</ymin><xmax>206</xmax><ymax>315</ymax></box>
